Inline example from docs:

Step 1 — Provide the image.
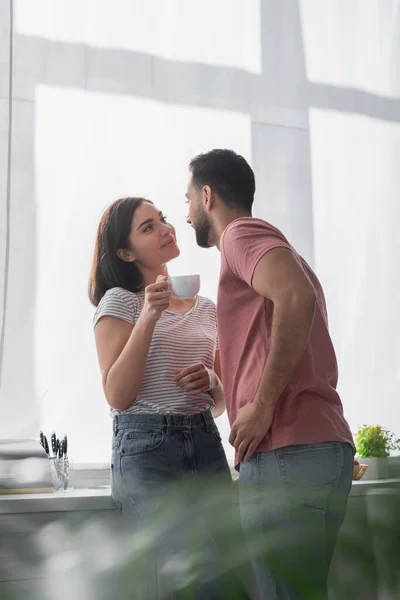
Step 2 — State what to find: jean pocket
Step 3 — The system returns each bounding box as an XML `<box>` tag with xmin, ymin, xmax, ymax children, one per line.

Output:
<box><xmin>278</xmin><ymin>443</ymin><xmax>339</xmax><ymax>489</ymax></box>
<box><xmin>111</xmin><ymin>431</ymin><xmax>123</xmax><ymax>450</ymax></box>
<box><xmin>120</xmin><ymin>429</ymin><xmax>165</xmax><ymax>457</ymax></box>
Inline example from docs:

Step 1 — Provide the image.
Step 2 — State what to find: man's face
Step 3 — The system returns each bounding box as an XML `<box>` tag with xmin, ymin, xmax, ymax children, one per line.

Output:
<box><xmin>186</xmin><ymin>179</ymin><xmax>214</xmax><ymax>248</ymax></box>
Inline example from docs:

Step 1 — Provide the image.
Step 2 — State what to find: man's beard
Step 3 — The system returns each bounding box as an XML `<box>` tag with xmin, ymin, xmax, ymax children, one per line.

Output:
<box><xmin>194</xmin><ymin>208</ymin><xmax>212</xmax><ymax>248</ymax></box>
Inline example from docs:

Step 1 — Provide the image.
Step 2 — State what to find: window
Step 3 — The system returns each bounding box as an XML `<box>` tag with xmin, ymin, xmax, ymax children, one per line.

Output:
<box><xmin>33</xmin><ymin>86</ymin><xmax>251</xmax><ymax>462</ymax></box>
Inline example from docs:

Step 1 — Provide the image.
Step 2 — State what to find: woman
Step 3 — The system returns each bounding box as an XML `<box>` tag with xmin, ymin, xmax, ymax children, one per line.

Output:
<box><xmin>89</xmin><ymin>197</ymin><xmax>239</xmax><ymax>599</ymax></box>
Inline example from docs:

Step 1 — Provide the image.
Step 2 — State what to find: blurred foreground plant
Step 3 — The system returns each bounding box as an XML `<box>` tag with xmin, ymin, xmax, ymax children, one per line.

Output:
<box><xmin>0</xmin><ymin>477</ymin><xmax>399</xmax><ymax>599</ymax></box>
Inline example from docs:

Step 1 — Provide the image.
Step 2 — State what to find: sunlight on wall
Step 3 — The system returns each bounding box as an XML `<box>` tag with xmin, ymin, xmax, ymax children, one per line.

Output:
<box><xmin>309</xmin><ymin>108</ymin><xmax>400</xmax><ymax>437</ymax></box>
<box><xmin>299</xmin><ymin>0</ymin><xmax>400</xmax><ymax>98</ymax></box>
<box><xmin>34</xmin><ymin>85</ymin><xmax>251</xmax><ymax>461</ymax></box>
<box><xmin>15</xmin><ymin>0</ymin><xmax>262</xmax><ymax>74</ymax></box>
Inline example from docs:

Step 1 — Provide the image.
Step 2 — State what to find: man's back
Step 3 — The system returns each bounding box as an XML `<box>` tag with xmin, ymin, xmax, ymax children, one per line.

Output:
<box><xmin>217</xmin><ymin>217</ymin><xmax>354</xmax><ymax>460</ymax></box>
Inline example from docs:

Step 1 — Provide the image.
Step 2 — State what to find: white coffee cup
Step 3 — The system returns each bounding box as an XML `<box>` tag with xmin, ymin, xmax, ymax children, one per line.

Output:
<box><xmin>169</xmin><ymin>275</ymin><xmax>200</xmax><ymax>298</ymax></box>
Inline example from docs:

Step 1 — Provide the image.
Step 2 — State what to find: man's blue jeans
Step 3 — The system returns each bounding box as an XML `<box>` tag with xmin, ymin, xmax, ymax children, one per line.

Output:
<box><xmin>239</xmin><ymin>442</ymin><xmax>354</xmax><ymax>600</ymax></box>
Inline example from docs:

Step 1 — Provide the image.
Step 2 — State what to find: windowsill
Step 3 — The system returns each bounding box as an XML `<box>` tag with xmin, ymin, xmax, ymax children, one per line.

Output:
<box><xmin>70</xmin><ymin>460</ymin><xmax>239</xmax><ymax>488</ymax></box>
<box><xmin>71</xmin><ymin>457</ymin><xmax>400</xmax><ymax>490</ymax></box>
<box><xmin>73</xmin><ymin>463</ymin><xmax>111</xmax><ymax>470</ymax></box>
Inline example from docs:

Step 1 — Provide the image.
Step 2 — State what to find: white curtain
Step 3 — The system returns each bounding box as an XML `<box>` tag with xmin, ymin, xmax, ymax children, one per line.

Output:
<box><xmin>299</xmin><ymin>0</ymin><xmax>400</xmax><ymax>439</ymax></box>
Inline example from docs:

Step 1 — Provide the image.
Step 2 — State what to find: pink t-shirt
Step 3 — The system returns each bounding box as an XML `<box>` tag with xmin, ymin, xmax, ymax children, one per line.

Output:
<box><xmin>218</xmin><ymin>218</ymin><xmax>354</xmax><ymax>460</ymax></box>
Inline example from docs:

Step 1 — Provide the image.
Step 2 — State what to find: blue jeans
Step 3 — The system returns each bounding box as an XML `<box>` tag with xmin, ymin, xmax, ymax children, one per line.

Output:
<box><xmin>111</xmin><ymin>410</ymin><xmax>250</xmax><ymax>600</ymax></box>
<box><xmin>239</xmin><ymin>442</ymin><xmax>354</xmax><ymax>600</ymax></box>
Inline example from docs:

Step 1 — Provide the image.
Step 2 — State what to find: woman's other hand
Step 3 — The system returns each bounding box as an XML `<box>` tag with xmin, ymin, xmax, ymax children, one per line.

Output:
<box><xmin>175</xmin><ymin>363</ymin><xmax>217</xmax><ymax>395</ymax></box>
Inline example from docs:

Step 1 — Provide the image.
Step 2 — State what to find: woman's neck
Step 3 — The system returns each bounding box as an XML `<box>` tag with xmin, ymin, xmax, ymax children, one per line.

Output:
<box><xmin>168</xmin><ymin>295</ymin><xmax>197</xmax><ymax>314</ymax></box>
<box><xmin>140</xmin><ymin>265</ymin><xmax>168</xmax><ymax>289</ymax></box>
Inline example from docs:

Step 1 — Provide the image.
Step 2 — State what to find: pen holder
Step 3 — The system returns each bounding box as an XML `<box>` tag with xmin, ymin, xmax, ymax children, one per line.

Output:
<box><xmin>49</xmin><ymin>457</ymin><xmax>69</xmax><ymax>491</ymax></box>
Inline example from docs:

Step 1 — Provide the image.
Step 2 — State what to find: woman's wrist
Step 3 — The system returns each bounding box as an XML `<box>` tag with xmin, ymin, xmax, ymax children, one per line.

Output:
<box><xmin>208</xmin><ymin>369</ymin><xmax>220</xmax><ymax>391</ymax></box>
<box><xmin>137</xmin><ymin>310</ymin><xmax>158</xmax><ymax>330</ymax></box>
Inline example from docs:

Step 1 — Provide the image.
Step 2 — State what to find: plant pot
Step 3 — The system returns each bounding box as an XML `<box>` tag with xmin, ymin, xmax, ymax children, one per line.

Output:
<box><xmin>360</xmin><ymin>457</ymin><xmax>389</xmax><ymax>480</ymax></box>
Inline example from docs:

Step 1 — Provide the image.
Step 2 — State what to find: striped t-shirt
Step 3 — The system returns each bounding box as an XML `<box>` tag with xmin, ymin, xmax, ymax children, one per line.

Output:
<box><xmin>93</xmin><ymin>287</ymin><xmax>218</xmax><ymax>417</ymax></box>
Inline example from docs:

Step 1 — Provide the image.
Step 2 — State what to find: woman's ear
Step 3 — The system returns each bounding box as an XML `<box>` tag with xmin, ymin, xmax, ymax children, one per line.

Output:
<box><xmin>116</xmin><ymin>248</ymin><xmax>136</xmax><ymax>263</ymax></box>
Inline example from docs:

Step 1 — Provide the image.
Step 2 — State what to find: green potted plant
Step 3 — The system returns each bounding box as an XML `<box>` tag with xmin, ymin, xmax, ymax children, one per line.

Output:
<box><xmin>355</xmin><ymin>425</ymin><xmax>400</xmax><ymax>480</ymax></box>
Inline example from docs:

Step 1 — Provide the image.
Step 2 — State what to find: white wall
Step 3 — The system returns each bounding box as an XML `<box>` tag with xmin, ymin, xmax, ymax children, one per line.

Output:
<box><xmin>1</xmin><ymin>0</ymin><xmax>400</xmax><ymax>461</ymax></box>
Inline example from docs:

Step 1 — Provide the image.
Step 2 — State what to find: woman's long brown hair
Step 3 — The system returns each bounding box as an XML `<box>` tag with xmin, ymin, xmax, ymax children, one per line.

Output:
<box><xmin>88</xmin><ymin>197</ymin><xmax>152</xmax><ymax>306</ymax></box>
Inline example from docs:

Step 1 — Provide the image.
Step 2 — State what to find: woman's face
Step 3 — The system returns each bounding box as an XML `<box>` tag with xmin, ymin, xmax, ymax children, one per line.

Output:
<box><xmin>122</xmin><ymin>201</ymin><xmax>180</xmax><ymax>269</ymax></box>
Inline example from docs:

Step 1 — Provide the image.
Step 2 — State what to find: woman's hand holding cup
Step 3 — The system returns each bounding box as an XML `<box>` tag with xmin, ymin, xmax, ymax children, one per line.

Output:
<box><xmin>143</xmin><ymin>275</ymin><xmax>171</xmax><ymax>323</ymax></box>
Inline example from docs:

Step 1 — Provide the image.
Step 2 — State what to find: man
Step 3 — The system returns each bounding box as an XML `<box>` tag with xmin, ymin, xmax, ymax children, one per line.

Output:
<box><xmin>186</xmin><ymin>149</ymin><xmax>355</xmax><ymax>600</ymax></box>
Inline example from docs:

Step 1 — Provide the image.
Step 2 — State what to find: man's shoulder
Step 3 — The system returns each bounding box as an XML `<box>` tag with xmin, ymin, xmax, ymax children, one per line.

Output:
<box><xmin>226</xmin><ymin>217</ymin><xmax>283</xmax><ymax>237</ymax></box>
<box><xmin>223</xmin><ymin>217</ymin><xmax>288</xmax><ymax>249</ymax></box>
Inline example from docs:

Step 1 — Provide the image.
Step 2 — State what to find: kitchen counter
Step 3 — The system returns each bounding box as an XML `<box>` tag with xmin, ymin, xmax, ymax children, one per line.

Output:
<box><xmin>0</xmin><ymin>487</ymin><xmax>115</xmax><ymax>514</ymax></box>
<box><xmin>349</xmin><ymin>477</ymin><xmax>400</xmax><ymax>496</ymax></box>
<box><xmin>1</xmin><ymin>478</ymin><xmax>400</xmax><ymax>514</ymax></box>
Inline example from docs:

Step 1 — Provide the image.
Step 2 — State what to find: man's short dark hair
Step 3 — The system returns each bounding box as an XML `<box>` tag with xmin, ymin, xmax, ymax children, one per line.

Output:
<box><xmin>189</xmin><ymin>149</ymin><xmax>255</xmax><ymax>213</ymax></box>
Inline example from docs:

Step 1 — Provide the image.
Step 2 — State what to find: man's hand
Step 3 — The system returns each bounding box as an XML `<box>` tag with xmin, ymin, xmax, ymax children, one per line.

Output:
<box><xmin>229</xmin><ymin>403</ymin><xmax>275</xmax><ymax>463</ymax></box>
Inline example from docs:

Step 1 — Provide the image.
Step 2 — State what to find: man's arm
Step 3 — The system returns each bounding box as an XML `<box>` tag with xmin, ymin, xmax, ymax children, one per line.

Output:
<box><xmin>229</xmin><ymin>247</ymin><xmax>317</xmax><ymax>462</ymax></box>
<box><xmin>252</xmin><ymin>247</ymin><xmax>316</xmax><ymax>410</ymax></box>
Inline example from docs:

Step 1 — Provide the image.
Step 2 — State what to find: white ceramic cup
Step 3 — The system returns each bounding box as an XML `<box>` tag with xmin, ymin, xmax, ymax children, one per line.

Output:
<box><xmin>169</xmin><ymin>274</ymin><xmax>200</xmax><ymax>298</ymax></box>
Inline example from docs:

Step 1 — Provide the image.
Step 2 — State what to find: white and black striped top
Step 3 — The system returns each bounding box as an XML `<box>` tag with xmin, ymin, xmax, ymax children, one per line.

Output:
<box><xmin>93</xmin><ymin>287</ymin><xmax>218</xmax><ymax>417</ymax></box>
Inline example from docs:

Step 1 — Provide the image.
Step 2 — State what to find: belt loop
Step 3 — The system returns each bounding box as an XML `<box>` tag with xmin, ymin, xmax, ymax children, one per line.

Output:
<box><xmin>113</xmin><ymin>416</ymin><xmax>118</xmax><ymax>435</ymax></box>
<box><xmin>203</xmin><ymin>410</ymin><xmax>211</xmax><ymax>432</ymax></box>
<box><xmin>165</xmin><ymin>414</ymin><xmax>172</xmax><ymax>436</ymax></box>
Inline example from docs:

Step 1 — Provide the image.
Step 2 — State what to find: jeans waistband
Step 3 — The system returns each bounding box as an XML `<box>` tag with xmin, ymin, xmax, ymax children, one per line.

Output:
<box><xmin>113</xmin><ymin>409</ymin><xmax>214</xmax><ymax>435</ymax></box>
